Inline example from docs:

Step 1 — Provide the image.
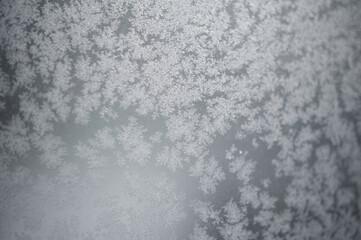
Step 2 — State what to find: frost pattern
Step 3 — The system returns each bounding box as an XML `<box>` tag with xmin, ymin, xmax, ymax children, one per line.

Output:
<box><xmin>0</xmin><ymin>0</ymin><xmax>361</xmax><ymax>239</ymax></box>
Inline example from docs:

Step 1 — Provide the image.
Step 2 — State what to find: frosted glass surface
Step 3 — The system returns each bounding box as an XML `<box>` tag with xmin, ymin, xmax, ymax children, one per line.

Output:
<box><xmin>0</xmin><ymin>0</ymin><xmax>360</xmax><ymax>239</ymax></box>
